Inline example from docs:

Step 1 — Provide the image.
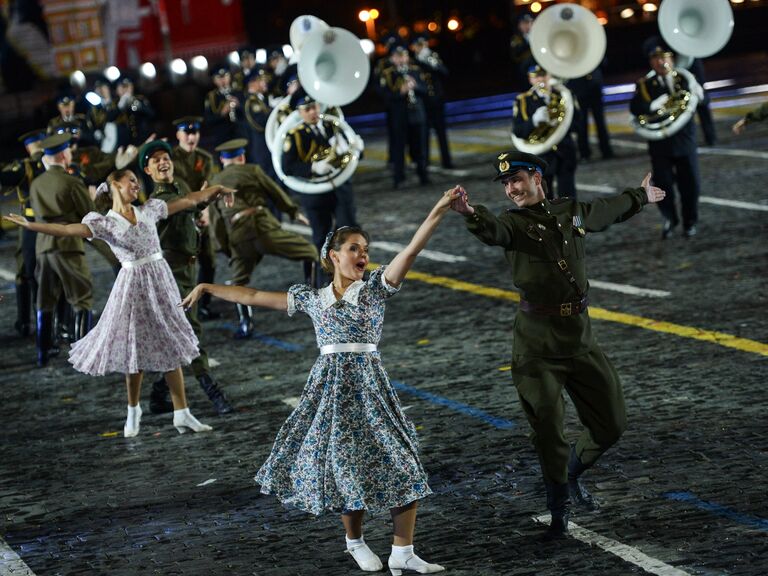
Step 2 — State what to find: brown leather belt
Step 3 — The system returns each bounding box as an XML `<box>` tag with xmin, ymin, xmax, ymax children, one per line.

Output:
<box><xmin>519</xmin><ymin>296</ymin><xmax>589</xmax><ymax>317</ymax></box>
<box><xmin>230</xmin><ymin>206</ymin><xmax>263</xmax><ymax>224</ymax></box>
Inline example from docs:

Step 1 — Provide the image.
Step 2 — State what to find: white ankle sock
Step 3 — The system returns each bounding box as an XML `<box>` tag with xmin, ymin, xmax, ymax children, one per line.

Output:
<box><xmin>390</xmin><ymin>544</ymin><xmax>414</xmax><ymax>560</ymax></box>
<box><xmin>345</xmin><ymin>535</ymin><xmax>382</xmax><ymax>571</ymax></box>
<box><xmin>389</xmin><ymin>545</ymin><xmax>445</xmax><ymax>574</ymax></box>
<box><xmin>346</xmin><ymin>536</ymin><xmax>365</xmax><ymax>548</ymax></box>
<box><xmin>127</xmin><ymin>403</ymin><xmax>140</xmax><ymax>416</ymax></box>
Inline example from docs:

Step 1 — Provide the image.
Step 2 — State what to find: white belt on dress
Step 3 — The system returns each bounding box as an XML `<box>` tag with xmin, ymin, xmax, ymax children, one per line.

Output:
<box><xmin>122</xmin><ymin>251</ymin><xmax>163</xmax><ymax>270</ymax></box>
<box><xmin>320</xmin><ymin>343</ymin><xmax>377</xmax><ymax>355</ymax></box>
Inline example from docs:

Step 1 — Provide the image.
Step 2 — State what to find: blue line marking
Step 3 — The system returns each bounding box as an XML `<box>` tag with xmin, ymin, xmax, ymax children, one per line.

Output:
<box><xmin>392</xmin><ymin>380</ymin><xmax>515</xmax><ymax>430</ymax></box>
<box><xmin>663</xmin><ymin>491</ymin><xmax>768</xmax><ymax>532</ymax></box>
<box><xmin>217</xmin><ymin>323</ymin><xmax>305</xmax><ymax>352</ymax></box>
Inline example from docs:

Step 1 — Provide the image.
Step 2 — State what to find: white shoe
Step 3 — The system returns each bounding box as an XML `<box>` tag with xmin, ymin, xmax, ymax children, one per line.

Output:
<box><xmin>124</xmin><ymin>404</ymin><xmax>142</xmax><ymax>438</ymax></box>
<box><xmin>173</xmin><ymin>408</ymin><xmax>213</xmax><ymax>434</ymax></box>
<box><xmin>345</xmin><ymin>541</ymin><xmax>383</xmax><ymax>572</ymax></box>
<box><xmin>388</xmin><ymin>552</ymin><xmax>445</xmax><ymax>575</ymax></box>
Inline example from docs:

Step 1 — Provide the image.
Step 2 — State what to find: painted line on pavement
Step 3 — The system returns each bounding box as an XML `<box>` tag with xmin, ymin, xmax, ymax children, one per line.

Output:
<box><xmin>282</xmin><ymin>397</ymin><xmax>300</xmax><ymax>409</ymax></box>
<box><xmin>532</xmin><ymin>515</ymin><xmax>693</xmax><ymax>576</ymax></box>
<box><xmin>0</xmin><ymin>268</ymin><xmax>15</xmax><ymax>281</ymax></box>
<box><xmin>663</xmin><ymin>492</ymin><xmax>768</xmax><ymax>532</ymax></box>
<box><xmin>587</xmin><ymin>280</ymin><xmax>670</xmax><ymax>298</ymax></box>
<box><xmin>0</xmin><ymin>535</ymin><xmax>37</xmax><ymax>575</ymax></box>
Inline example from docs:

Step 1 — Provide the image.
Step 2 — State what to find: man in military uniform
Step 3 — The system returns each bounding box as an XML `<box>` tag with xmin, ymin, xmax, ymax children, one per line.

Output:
<box><xmin>140</xmin><ymin>140</ymin><xmax>234</xmax><ymax>415</ymax></box>
<box><xmin>376</xmin><ymin>43</ymin><xmax>430</xmax><ymax>188</ymax></box>
<box><xmin>114</xmin><ymin>76</ymin><xmax>155</xmax><ymax>147</ymax></box>
<box><xmin>266</xmin><ymin>45</ymin><xmax>290</xmax><ymax>102</ymax></box>
<box><xmin>171</xmin><ymin>116</ymin><xmax>218</xmax><ymax>320</ymax></box>
<box><xmin>211</xmin><ymin>139</ymin><xmax>318</xmax><ymax>337</ymax></box>
<box><xmin>47</xmin><ymin>93</ymin><xmax>93</xmax><ymax>143</ymax></box>
<box><xmin>87</xmin><ymin>77</ymin><xmax>119</xmax><ymax>152</ymax></box>
<box><xmin>204</xmin><ymin>65</ymin><xmax>244</xmax><ymax>146</ymax></box>
<box><xmin>410</xmin><ymin>34</ymin><xmax>454</xmax><ymax>170</ymax></box>
<box><xmin>29</xmin><ymin>134</ymin><xmax>96</xmax><ymax>366</ymax></box>
<box><xmin>567</xmin><ymin>59</ymin><xmax>615</xmax><ymax>162</ymax></box>
<box><xmin>630</xmin><ymin>38</ymin><xmax>703</xmax><ymax>239</ymax></box>
<box><xmin>0</xmin><ymin>129</ymin><xmax>46</xmax><ymax>337</ymax></box>
<box><xmin>510</xmin><ymin>13</ymin><xmax>535</xmax><ymax>90</ymax></box>
<box><xmin>451</xmin><ymin>150</ymin><xmax>666</xmax><ymax>539</ymax></box>
<box><xmin>242</xmin><ymin>66</ymin><xmax>276</xmax><ymax>177</ymax></box>
<box><xmin>513</xmin><ymin>65</ymin><xmax>578</xmax><ymax>199</ymax></box>
<box><xmin>232</xmin><ymin>47</ymin><xmax>256</xmax><ymax>93</ymax></box>
<box><xmin>282</xmin><ymin>92</ymin><xmax>359</xmax><ymax>271</ymax></box>
<box><xmin>732</xmin><ymin>101</ymin><xmax>768</xmax><ymax>134</ymax></box>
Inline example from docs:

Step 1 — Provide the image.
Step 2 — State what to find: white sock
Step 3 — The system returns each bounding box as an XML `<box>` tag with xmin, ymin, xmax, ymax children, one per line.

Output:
<box><xmin>391</xmin><ymin>544</ymin><xmax>414</xmax><ymax>560</ymax></box>
<box><xmin>390</xmin><ymin>545</ymin><xmax>444</xmax><ymax>573</ymax></box>
<box><xmin>127</xmin><ymin>403</ymin><xmax>140</xmax><ymax>415</ymax></box>
<box><xmin>346</xmin><ymin>535</ymin><xmax>365</xmax><ymax>549</ymax></box>
<box><xmin>345</xmin><ymin>535</ymin><xmax>382</xmax><ymax>571</ymax></box>
<box><xmin>174</xmin><ymin>407</ymin><xmax>190</xmax><ymax>417</ymax></box>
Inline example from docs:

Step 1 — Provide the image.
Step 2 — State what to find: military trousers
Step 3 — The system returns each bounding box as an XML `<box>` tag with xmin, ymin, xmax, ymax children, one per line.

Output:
<box><xmin>164</xmin><ymin>251</ymin><xmax>208</xmax><ymax>377</ymax></box>
<box><xmin>197</xmin><ymin>227</ymin><xmax>216</xmax><ymax>286</ymax></box>
<box><xmin>36</xmin><ymin>251</ymin><xmax>93</xmax><ymax>312</ymax></box>
<box><xmin>650</xmin><ymin>152</ymin><xmax>700</xmax><ymax>229</ymax></box>
<box><xmin>230</xmin><ymin>230</ymin><xmax>318</xmax><ymax>286</ymax></box>
<box><xmin>512</xmin><ymin>346</ymin><xmax>627</xmax><ymax>485</ymax></box>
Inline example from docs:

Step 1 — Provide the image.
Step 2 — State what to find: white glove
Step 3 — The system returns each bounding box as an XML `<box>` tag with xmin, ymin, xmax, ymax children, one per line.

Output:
<box><xmin>118</xmin><ymin>93</ymin><xmax>133</xmax><ymax>110</ymax></box>
<box><xmin>329</xmin><ymin>135</ymin><xmax>350</xmax><ymax>155</ymax></box>
<box><xmin>532</xmin><ymin>106</ymin><xmax>550</xmax><ymax>127</ymax></box>
<box><xmin>649</xmin><ymin>94</ymin><xmax>670</xmax><ymax>112</ymax></box>
<box><xmin>312</xmin><ymin>159</ymin><xmax>333</xmax><ymax>176</ymax></box>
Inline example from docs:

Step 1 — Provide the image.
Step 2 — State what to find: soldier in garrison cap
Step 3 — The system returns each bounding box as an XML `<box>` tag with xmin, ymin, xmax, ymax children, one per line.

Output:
<box><xmin>204</xmin><ymin>64</ymin><xmax>245</xmax><ymax>145</ymax></box>
<box><xmin>210</xmin><ymin>138</ymin><xmax>318</xmax><ymax>338</ymax></box>
<box><xmin>138</xmin><ymin>140</ymin><xmax>235</xmax><ymax>416</ymax></box>
<box><xmin>451</xmin><ymin>150</ymin><xmax>667</xmax><ymax>539</ymax></box>
<box><xmin>281</xmin><ymin>91</ymin><xmax>359</xmax><ymax>286</ymax></box>
<box><xmin>171</xmin><ymin>116</ymin><xmax>218</xmax><ymax>321</ymax></box>
<box><xmin>630</xmin><ymin>37</ymin><xmax>704</xmax><ymax>239</ymax></box>
<box><xmin>28</xmin><ymin>134</ymin><xmax>96</xmax><ymax>366</ymax></box>
<box><xmin>0</xmin><ymin>129</ymin><xmax>47</xmax><ymax>337</ymax></box>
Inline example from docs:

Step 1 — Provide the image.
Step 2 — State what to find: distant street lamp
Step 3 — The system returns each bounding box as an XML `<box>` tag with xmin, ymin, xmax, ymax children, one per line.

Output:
<box><xmin>359</xmin><ymin>8</ymin><xmax>380</xmax><ymax>40</ymax></box>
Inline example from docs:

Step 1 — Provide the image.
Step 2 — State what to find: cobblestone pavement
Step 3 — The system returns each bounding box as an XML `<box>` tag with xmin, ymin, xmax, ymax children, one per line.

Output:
<box><xmin>1</xmin><ymin>100</ymin><xmax>767</xmax><ymax>576</ymax></box>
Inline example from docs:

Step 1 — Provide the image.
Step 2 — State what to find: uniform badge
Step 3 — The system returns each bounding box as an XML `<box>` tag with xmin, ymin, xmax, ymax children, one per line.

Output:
<box><xmin>498</xmin><ymin>160</ymin><xmax>510</xmax><ymax>173</ymax></box>
<box><xmin>537</xmin><ymin>223</ymin><xmax>546</xmax><ymax>230</ymax></box>
<box><xmin>498</xmin><ymin>152</ymin><xmax>509</xmax><ymax>160</ymax></box>
<box><xmin>283</xmin><ymin>138</ymin><xmax>292</xmax><ymax>153</ymax></box>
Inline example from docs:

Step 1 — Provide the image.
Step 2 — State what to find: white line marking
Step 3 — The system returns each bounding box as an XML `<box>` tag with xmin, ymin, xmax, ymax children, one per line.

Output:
<box><xmin>282</xmin><ymin>397</ymin><xmax>300</xmax><ymax>408</ymax></box>
<box><xmin>578</xmin><ymin>183</ymin><xmax>768</xmax><ymax>212</ymax></box>
<box><xmin>207</xmin><ymin>358</ymin><xmax>221</xmax><ymax>368</ymax></box>
<box><xmin>0</xmin><ymin>535</ymin><xmax>37</xmax><ymax>575</ymax></box>
<box><xmin>196</xmin><ymin>478</ymin><xmax>217</xmax><ymax>487</ymax></box>
<box><xmin>589</xmin><ymin>280</ymin><xmax>670</xmax><ymax>298</ymax></box>
<box><xmin>0</xmin><ymin>267</ymin><xmax>15</xmax><ymax>281</ymax></box>
<box><xmin>532</xmin><ymin>515</ymin><xmax>693</xmax><ymax>576</ymax></box>
<box><xmin>608</xmin><ymin>138</ymin><xmax>768</xmax><ymax>159</ymax></box>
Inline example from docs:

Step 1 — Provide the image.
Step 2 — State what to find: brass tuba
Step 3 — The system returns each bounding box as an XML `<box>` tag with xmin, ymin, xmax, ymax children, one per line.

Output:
<box><xmin>511</xmin><ymin>3</ymin><xmax>605</xmax><ymax>155</ymax></box>
<box><xmin>630</xmin><ymin>66</ymin><xmax>700</xmax><ymax>141</ymax></box>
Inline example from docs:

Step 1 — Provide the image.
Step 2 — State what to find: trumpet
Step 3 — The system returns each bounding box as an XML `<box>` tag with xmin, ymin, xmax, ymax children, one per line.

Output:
<box><xmin>397</xmin><ymin>65</ymin><xmax>418</xmax><ymax>106</ymax></box>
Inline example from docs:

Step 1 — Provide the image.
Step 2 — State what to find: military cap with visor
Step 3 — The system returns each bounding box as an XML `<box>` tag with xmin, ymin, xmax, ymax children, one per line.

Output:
<box><xmin>173</xmin><ymin>116</ymin><xmax>203</xmax><ymax>133</ymax></box>
<box><xmin>40</xmin><ymin>133</ymin><xmax>72</xmax><ymax>156</ymax></box>
<box><xmin>214</xmin><ymin>138</ymin><xmax>249</xmax><ymax>159</ymax></box>
<box><xmin>492</xmin><ymin>151</ymin><xmax>548</xmax><ymax>181</ymax></box>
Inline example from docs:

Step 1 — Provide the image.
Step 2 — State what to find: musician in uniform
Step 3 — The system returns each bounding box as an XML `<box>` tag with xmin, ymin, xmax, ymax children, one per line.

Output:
<box><xmin>242</xmin><ymin>66</ymin><xmax>277</xmax><ymax>178</ymax></box>
<box><xmin>510</xmin><ymin>13</ymin><xmax>535</xmax><ymax>90</ymax></box>
<box><xmin>281</xmin><ymin>91</ymin><xmax>359</xmax><ymax>278</ymax></box>
<box><xmin>410</xmin><ymin>33</ymin><xmax>454</xmax><ymax>170</ymax></box>
<box><xmin>47</xmin><ymin>93</ymin><xmax>92</xmax><ymax>143</ymax></box>
<box><xmin>513</xmin><ymin>65</ymin><xmax>578</xmax><ymax>199</ymax></box>
<box><xmin>567</xmin><ymin>59</ymin><xmax>615</xmax><ymax>162</ymax></box>
<box><xmin>29</xmin><ymin>134</ymin><xmax>95</xmax><ymax>366</ymax></box>
<box><xmin>0</xmin><ymin>129</ymin><xmax>46</xmax><ymax>337</ymax></box>
<box><xmin>171</xmin><ymin>116</ymin><xmax>218</xmax><ymax>321</ymax></box>
<box><xmin>204</xmin><ymin>65</ymin><xmax>244</xmax><ymax>146</ymax></box>
<box><xmin>376</xmin><ymin>43</ymin><xmax>430</xmax><ymax>188</ymax></box>
<box><xmin>139</xmin><ymin>140</ymin><xmax>234</xmax><ymax>415</ymax></box>
<box><xmin>210</xmin><ymin>138</ymin><xmax>318</xmax><ymax>337</ymax></box>
<box><xmin>629</xmin><ymin>38</ymin><xmax>703</xmax><ymax>238</ymax></box>
<box><xmin>114</xmin><ymin>76</ymin><xmax>155</xmax><ymax>147</ymax></box>
<box><xmin>451</xmin><ymin>150</ymin><xmax>666</xmax><ymax>539</ymax></box>
<box><xmin>233</xmin><ymin>47</ymin><xmax>256</xmax><ymax>93</ymax></box>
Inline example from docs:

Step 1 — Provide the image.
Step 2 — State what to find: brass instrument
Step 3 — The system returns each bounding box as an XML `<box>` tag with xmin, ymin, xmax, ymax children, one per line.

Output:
<box><xmin>631</xmin><ymin>66</ymin><xmax>699</xmax><ymax>140</ymax></box>
<box><xmin>397</xmin><ymin>65</ymin><xmax>418</xmax><ymax>106</ymax></box>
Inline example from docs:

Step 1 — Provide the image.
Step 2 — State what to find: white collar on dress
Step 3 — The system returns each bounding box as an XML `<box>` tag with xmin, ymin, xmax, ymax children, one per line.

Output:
<box><xmin>106</xmin><ymin>205</ymin><xmax>147</xmax><ymax>230</ymax></box>
<box><xmin>318</xmin><ymin>280</ymin><xmax>365</xmax><ymax>311</ymax></box>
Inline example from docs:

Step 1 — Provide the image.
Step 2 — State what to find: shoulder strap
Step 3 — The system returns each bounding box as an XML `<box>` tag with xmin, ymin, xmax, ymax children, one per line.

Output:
<box><xmin>526</xmin><ymin>222</ymin><xmax>585</xmax><ymax>299</ymax></box>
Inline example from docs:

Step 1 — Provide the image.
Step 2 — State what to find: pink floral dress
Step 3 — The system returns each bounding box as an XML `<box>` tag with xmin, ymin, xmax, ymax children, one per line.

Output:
<box><xmin>69</xmin><ymin>199</ymin><xmax>199</xmax><ymax>375</ymax></box>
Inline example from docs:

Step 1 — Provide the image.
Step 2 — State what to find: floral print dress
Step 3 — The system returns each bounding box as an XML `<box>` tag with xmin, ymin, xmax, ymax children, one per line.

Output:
<box><xmin>69</xmin><ymin>199</ymin><xmax>199</xmax><ymax>375</ymax></box>
<box><xmin>255</xmin><ymin>267</ymin><xmax>432</xmax><ymax>515</ymax></box>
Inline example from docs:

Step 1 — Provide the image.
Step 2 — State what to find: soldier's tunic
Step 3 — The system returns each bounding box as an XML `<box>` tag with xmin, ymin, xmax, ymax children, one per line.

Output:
<box><xmin>413</xmin><ymin>49</ymin><xmax>453</xmax><ymax>169</ymax></box>
<box><xmin>29</xmin><ymin>165</ymin><xmax>94</xmax><ymax>311</ymax></box>
<box><xmin>47</xmin><ymin>114</ymin><xmax>93</xmax><ymax>143</ymax></box>
<box><xmin>513</xmin><ymin>87</ymin><xmax>578</xmax><ymax>199</ymax></box>
<box><xmin>243</xmin><ymin>93</ymin><xmax>276</xmax><ymax>178</ymax></box>
<box><xmin>72</xmin><ymin>145</ymin><xmax>117</xmax><ymax>185</ymax></box>
<box><xmin>465</xmin><ymin>188</ymin><xmax>648</xmax><ymax>484</ymax></box>
<box><xmin>282</xmin><ymin>121</ymin><xmax>358</xmax><ymax>252</ymax></box>
<box><xmin>114</xmin><ymin>94</ymin><xmax>154</xmax><ymax>147</ymax></box>
<box><xmin>204</xmin><ymin>89</ymin><xmax>244</xmax><ymax>145</ymax></box>
<box><xmin>210</xmin><ymin>164</ymin><xmax>317</xmax><ymax>285</ymax></box>
<box><xmin>629</xmin><ymin>70</ymin><xmax>700</xmax><ymax>230</ymax></box>
<box><xmin>149</xmin><ymin>179</ymin><xmax>209</xmax><ymax>377</ymax></box>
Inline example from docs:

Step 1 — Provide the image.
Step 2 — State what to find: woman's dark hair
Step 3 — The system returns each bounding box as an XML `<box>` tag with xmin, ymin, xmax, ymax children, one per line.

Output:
<box><xmin>95</xmin><ymin>168</ymin><xmax>133</xmax><ymax>213</ymax></box>
<box><xmin>320</xmin><ymin>226</ymin><xmax>370</xmax><ymax>274</ymax></box>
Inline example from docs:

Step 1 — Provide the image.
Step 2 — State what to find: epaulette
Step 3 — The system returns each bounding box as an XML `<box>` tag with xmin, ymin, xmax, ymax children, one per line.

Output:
<box><xmin>515</xmin><ymin>92</ymin><xmax>527</xmax><ymax>101</ymax></box>
<box><xmin>287</xmin><ymin>126</ymin><xmax>302</xmax><ymax>136</ymax></box>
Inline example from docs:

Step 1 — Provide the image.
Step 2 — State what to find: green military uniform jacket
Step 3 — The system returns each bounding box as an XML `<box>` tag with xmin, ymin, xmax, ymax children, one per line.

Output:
<box><xmin>1</xmin><ymin>155</ymin><xmax>45</xmax><ymax>216</ymax></box>
<box><xmin>465</xmin><ymin>188</ymin><xmax>647</xmax><ymax>358</ymax></box>
<box><xmin>73</xmin><ymin>145</ymin><xmax>116</xmax><ymax>185</ymax></box>
<box><xmin>29</xmin><ymin>165</ymin><xmax>95</xmax><ymax>254</ymax></box>
<box><xmin>149</xmin><ymin>179</ymin><xmax>198</xmax><ymax>257</ymax></box>
<box><xmin>171</xmin><ymin>146</ymin><xmax>213</xmax><ymax>193</ymax></box>
<box><xmin>745</xmin><ymin>102</ymin><xmax>768</xmax><ymax>125</ymax></box>
<box><xmin>210</xmin><ymin>163</ymin><xmax>299</xmax><ymax>245</ymax></box>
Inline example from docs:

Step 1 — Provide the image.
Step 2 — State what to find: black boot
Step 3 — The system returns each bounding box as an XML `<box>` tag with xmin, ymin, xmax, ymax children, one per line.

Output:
<box><xmin>36</xmin><ymin>310</ymin><xmax>59</xmax><ymax>367</ymax></box>
<box><xmin>234</xmin><ymin>303</ymin><xmax>254</xmax><ymax>339</ymax></box>
<box><xmin>55</xmin><ymin>298</ymin><xmax>74</xmax><ymax>344</ymax></box>
<box><xmin>149</xmin><ymin>376</ymin><xmax>174</xmax><ymax>414</ymax></box>
<box><xmin>14</xmin><ymin>284</ymin><xmax>32</xmax><ymax>337</ymax></box>
<box><xmin>72</xmin><ymin>309</ymin><xmax>93</xmax><ymax>342</ymax></box>
<box><xmin>568</xmin><ymin>447</ymin><xmax>600</xmax><ymax>511</ymax></box>
<box><xmin>543</xmin><ymin>481</ymin><xmax>571</xmax><ymax>540</ymax></box>
<box><xmin>197</xmin><ymin>373</ymin><xmax>234</xmax><ymax>414</ymax></box>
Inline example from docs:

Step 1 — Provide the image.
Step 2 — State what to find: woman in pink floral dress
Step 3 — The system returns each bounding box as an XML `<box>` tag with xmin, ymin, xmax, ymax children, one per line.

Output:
<box><xmin>5</xmin><ymin>168</ymin><xmax>234</xmax><ymax>438</ymax></box>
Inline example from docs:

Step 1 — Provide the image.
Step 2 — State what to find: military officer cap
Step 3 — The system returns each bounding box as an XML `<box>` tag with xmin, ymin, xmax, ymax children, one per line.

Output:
<box><xmin>239</xmin><ymin>46</ymin><xmax>255</xmax><ymax>59</ymax></box>
<box><xmin>56</xmin><ymin>92</ymin><xmax>75</xmax><ymax>105</ymax></box>
<box><xmin>245</xmin><ymin>65</ymin><xmax>272</xmax><ymax>85</ymax></box>
<box><xmin>210</xmin><ymin>63</ymin><xmax>230</xmax><ymax>78</ymax></box>
<box><xmin>643</xmin><ymin>36</ymin><xmax>673</xmax><ymax>58</ymax></box>
<box><xmin>280</xmin><ymin>64</ymin><xmax>299</xmax><ymax>93</ymax></box>
<box><xmin>290</xmin><ymin>90</ymin><xmax>316</xmax><ymax>109</ymax></box>
<box><xmin>214</xmin><ymin>138</ymin><xmax>249</xmax><ymax>159</ymax></box>
<box><xmin>173</xmin><ymin>116</ymin><xmax>203</xmax><ymax>132</ymax></box>
<box><xmin>389</xmin><ymin>42</ymin><xmax>409</xmax><ymax>56</ymax></box>
<box><xmin>138</xmin><ymin>140</ymin><xmax>172</xmax><ymax>171</ymax></box>
<box><xmin>266</xmin><ymin>45</ymin><xmax>284</xmax><ymax>60</ymax></box>
<box><xmin>115</xmin><ymin>75</ymin><xmax>134</xmax><ymax>87</ymax></box>
<box><xmin>528</xmin><ymin>64</ymin><xmax>548</xmax><ymax>77</ymax></box>
<box><xmin>41</xmin><ymin>133</ymin><xmax>72</xmax><ymax>156</ymax></box>
<box><xmin>18</xmin><ymin>129</ymin><xmax>47</xmax><ymax>146</ymax></box>
<box><xmin>93</xmin><ymin>76</ymin><xmax>110</xmax><ymax>89</ymax></box>
<box><xmin>410</xmin><ymin>33</ymin><xmax>429</xmax><ymax>45</ymax></box>
<box><xmin>517</xmin><ymin>13</ymin><xmax>534</xmax><ymax>24</ymax></box>
<box><xmin>492</xmin><ymin>151</ymin><xmax>548</xmax><ymax>181</ymax></box>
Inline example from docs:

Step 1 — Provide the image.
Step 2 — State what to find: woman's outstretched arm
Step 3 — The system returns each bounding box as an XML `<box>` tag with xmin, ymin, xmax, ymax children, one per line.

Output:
<box><xmin>383</xmin><ymin>187</ymin><xmax>460</xmax><ymax>287</ymax></box>
<box><xmin>3</xmin><ymin>214</ymin><xmax>92</xmax><ymax>238</ymax></box>
<box><xmin>181</xmin><ymin>283</ymin><xmax>288</xmax><ymax>312</ymax></box>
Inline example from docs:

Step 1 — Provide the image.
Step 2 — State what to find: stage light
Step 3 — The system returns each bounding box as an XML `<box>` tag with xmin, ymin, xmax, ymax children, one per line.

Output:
<box><xmin>140</xmin><ymin>62</ymin><xmax>157</xmax><ymax>79</ymax></box>
<box><xmin>359</xmin><ymin>10</ymin><xmax>370</xmax><ymax>22</ymax></box>
<box><xmin>170</xmin><ymin>58</ymin><xmax>187</xmax><ymax>75</ymax></box>
<box><xmin>104</xmin><ymin>66</ymin><xmax>120</xmax><ymax>82</ymax></box>
<box><xmin>70</xmin><ymin>70</ymin><xmax>86</xmax><ymax>88</ymax></box>
<box><xmin>191</xmin><ymin>56</ymin><xmax>208</xmax><ymax>71</ymax></box>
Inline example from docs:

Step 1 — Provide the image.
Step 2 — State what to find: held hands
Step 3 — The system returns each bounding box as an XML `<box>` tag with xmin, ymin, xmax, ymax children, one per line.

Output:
<box><xmin>449</xmin><ymin>185</ymin><xmax>474</xmax><ymax>215</ymax></box>
<box><xmin>3</xmin><ymin>213</ymin><xmax>30</xmax><ymax>228</ymax></box>
<box><xmin>433</xmin><ymin>186</ymin><xmax>463</xmax><ymax>215</ymax></box>
<box><xmin>649</xmin><ymin>94</ymin><xmax>670</xmax><ymax>112</ymax></box>
<box><xmin>180</xmin><ymin>284</ymin><xmax>205</xmax><ymax>312</ymax></box>
<box><xmin>641</xmin><ymin>172</ymin><xmax>666</xmax><ymax>204</ymax></box>
<box><xmin>198</xmin><ymin>181</ymin><xmax>236</xmax><ymax>208</ymax></box>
